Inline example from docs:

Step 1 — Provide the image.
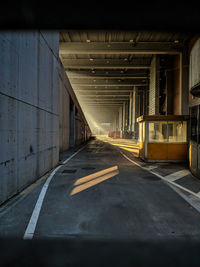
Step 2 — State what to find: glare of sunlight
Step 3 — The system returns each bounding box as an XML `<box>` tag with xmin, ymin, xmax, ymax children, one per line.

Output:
<box><xmin>70</xmin><ymin>166</ymin><xmax>119</xmax><ymax>196</ymax></box>
<box><xmin>74</xmin><ymin>166</ymin><xmax>118</xmax><ymax>186</ymax></box>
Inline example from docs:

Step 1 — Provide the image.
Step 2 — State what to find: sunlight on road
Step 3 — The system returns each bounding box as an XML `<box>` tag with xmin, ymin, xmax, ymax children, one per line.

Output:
<box><xmin>96</xmin><ymin>135</ymin><xmax>139</xmax><ymax>157</ymax></box>
<box><xmin>70</xmin><ymin>166</ymin><xmax>119</xmax><ymax>196</ymax></box>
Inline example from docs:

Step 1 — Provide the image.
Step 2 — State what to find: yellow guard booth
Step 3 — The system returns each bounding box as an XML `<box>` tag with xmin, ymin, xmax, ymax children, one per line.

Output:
<box><xmin>137</xmin><ymin>115</ymin><xmax>189</xmax><ymax>162</ymax></box>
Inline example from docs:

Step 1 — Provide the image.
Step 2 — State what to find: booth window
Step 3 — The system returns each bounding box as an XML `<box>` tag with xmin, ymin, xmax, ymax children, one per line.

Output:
<box><xmin>168</xmin><ymin>121</ymin><xmax>187</xmax><ymax>142</ymax></box>
<box><xmin>149</xmin><ymin>122</ymin><xmax>168</xmax><ymax>142</ymax></box>
<box><xmin>149</xmin><ymin>121</ymin><xmax>186</xmax><ymax>143</ymax></box>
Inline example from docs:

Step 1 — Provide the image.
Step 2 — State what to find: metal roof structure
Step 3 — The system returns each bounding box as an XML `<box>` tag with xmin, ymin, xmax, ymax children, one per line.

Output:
<box><xmin>59</xmin><ymin>30</ymin><xmax>194</xmax><ymax>110</ymax></box>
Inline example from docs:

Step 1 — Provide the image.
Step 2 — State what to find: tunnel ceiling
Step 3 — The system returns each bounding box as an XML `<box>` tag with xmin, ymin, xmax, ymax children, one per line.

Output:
<box><xmin>59</xmin><ymin>30</ymin><xmax>193</xmax><ymax>112</ymax></box>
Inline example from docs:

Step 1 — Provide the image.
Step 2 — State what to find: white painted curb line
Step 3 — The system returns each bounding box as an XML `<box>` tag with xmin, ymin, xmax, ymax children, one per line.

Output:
<box><xmin>120</xmin><ymin>151</ymin><xmax>200</xmax><ymax>201</ymax></box>
<box><xmin>23</xmin><ymin>144</ymin><xmax>87</xmax><ymax>240</ymax></box>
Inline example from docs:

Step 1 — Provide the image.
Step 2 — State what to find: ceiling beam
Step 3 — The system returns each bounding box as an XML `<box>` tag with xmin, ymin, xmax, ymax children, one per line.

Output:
<box><xmin>70</xmin><ymin>79</ymin><xmax>147</xmax><ymax>85</ymax></box>
<box><xmin>85</xmin><ymin>104</ymin><xmax>123</xmax><ymax>108</ymax></box>
<box><xmin>81</xmin><ymin>98</ymin><xmax>128</xmax><ymax>102</ymax></box>
<box><xmin>63</xmin><ymin>59</ymin><xmax>150</xmax><ymax>69</ymax></box>
<box><xmin>79</xmin><ymin>98</ymin><xmax>129</xmax><ymax>100</ymax></box>
<box><xmin>82</xmin><ymin>102</ymin><xmax>127</xmax><ymax>105</ymax></box>
<box><xmin>73</xmin><ymin>83</ymin><xmax>147</xmax><ymax>87</ymax></box>
<box><xmin>68</xmin><ymin>75</ymin><xmax>148</xmax><ymax>79</ymax></box>
<box><xmin>77</xmin><ymin>94</ymin><xmax>129</xmax><ymax>97</ymax></box>
<box><xmin>66</xmin><ymin>69</ymin><xmax>149</xmax><ymax>77</ymax></box>
<box><xmin>59</xmin><ymin>42</ymin><xmax>182</xmax><ymax>55</ymax></box>
<box><xmin>75</xmin><ymin>89</ymin><xmax>133</xmax><ymax>93</ymax></box>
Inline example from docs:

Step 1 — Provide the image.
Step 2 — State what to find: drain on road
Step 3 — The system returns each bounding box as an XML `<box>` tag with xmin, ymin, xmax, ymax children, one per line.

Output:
<box><xmin>82</xmin><ymin>167</ymin><xmax>96</xmax><ymax>170</ymax></box>
<box><xmin>62</xmin><ymin>169</ymin><xmax>77</xmax><ymax>173</ymax></box>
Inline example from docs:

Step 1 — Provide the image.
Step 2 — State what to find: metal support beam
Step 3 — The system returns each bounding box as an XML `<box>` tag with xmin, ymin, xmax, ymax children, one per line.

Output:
<box><xmin>67</xmin><ymin>74</ymin><xmax>148</xmax><ymax>79</ymax></box>
<box><xmin>69</xmin><ymin>79</ymin><xmax>147</xmax><ymax>85</ymax></box>
<box><xmin>60</xmin><ymin>42</ymin><xmax>182</xmax><ymax>55</ymax></box>
<box><xmin>75</xmin><ymin>90</ymin><xmax>133</xmax><ymax>93</ymax></box>
<box><xmin>66</xmin><ymin>69</ymin><xmax>149</xmax><ymax>77</ymax></box>
<box><xmin>73</xmin><ymin>83</ymin><xmax>147</xmax><ymax>87</ymax></box>
<box><xmin>77</xmin><ymin>94</ymin><xmax>130</xmax><ymax>97</ymax></box>
<box><xmin>63</xmin><ymin>59</ymin><xmax>150</xmax><ymax>69</ymax></box>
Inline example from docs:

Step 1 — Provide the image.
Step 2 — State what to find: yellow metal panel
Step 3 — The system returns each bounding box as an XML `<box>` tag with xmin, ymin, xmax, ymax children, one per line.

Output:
<box><xmin>147</xmin><ymin>143</ymin><xmax>168</xmax><ymax>160</ymax></box>
<box><xmin>139</xmin><ymin>141</ymin><xmax>145</xmax><ymax>159</ymax></box>
<box><xmin>167</xmin><ymin>143</ymin><xmax>188</xmax><ymax>160</ymax></box>
<box><xmin>147</xmin><ymin>143</ymin><xmax>187</xmax><ymax>160</ymax></box>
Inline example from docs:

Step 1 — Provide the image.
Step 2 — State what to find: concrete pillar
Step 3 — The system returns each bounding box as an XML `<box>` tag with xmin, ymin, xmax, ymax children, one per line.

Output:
<box><xmin>149</xmin><ymin>55</ymin><xmax>160</xmax><ymax>115</ymax></box>
<box><xmin>129</xmin><ymin>92</ymin><xmax>133</xmax><ymax>131</ymax></box>
<box><xmin>122</xmin><ymin>102</ymin><xmax>126</xmax><ymax>131</ymax></box>
<box><xmin>180</xmin><ymin>47</ymin><xmax>189</xmax><ymax>115</ymax></box>
<box><xmin>113</xmin><ymin>115</ymin><xmax>117</xmax><ymax>131</ymax></box>
<box><xmin>125</xmin><ymin>101</ymin><xmax>129</xmax><ymax>130</ymax></box>
<box><xmin>132</xmin><ymin>87</ymin><xmax>140</xmax><ymax>139</ymax></box>
<box><xmin>143</xmin><ymin>89</ymin><xmax>148</xmax><ymax>115</ymax></box>
<box><xmin>116</xmin><ymin>111</ymin><xmax>119</xmax><ymax>131</ymax></box>
<box><xmin>119</xmin><ymin>106</ymin><xmax>123</xmax><ymax>131</ymax></box>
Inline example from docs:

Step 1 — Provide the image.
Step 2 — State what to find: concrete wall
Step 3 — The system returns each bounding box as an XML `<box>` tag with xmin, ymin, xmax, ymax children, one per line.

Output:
<box><xmin>59</xmin><ymin>72</ymin><xmax>70</xmax><ymax>152</ymax></box>
<box><xmin>0</xmin><ymin>31</ymin><xmax>91</xmax><ymax>205</ymax></box>
<box><xmin>0</xmin><ymin>31</ymin><xmax>59</xmax><ymax>204</ymax></box>
<box><xmin>58</xmin><ymin>59</ymin><xmax>91</xmax><ymax>149</ymax></box>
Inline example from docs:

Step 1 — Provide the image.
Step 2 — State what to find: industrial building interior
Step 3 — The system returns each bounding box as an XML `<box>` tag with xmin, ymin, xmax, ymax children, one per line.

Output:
<box><xmin>1</xmin><ymin>26</ymin><xmax>200</xmax><ymax>266</ymax></box>
<box><xmin>59</xmin><ymin>30</ymin><xmax>192</xmax><ymax>136</ymax></box>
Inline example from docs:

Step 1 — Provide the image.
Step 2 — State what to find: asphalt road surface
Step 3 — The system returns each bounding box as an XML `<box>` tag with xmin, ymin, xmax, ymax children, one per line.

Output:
<box><xmin>1</xmin><ymin>139</ymin><xmax>200</xmax><ymax>241</ymax></box>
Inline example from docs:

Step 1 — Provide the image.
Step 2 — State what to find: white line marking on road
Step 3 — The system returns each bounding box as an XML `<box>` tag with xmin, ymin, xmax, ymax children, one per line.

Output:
<box><xmin>23</xmin><ymin>144</ymin><xmax>87</xmax><ymax>240</ymax></box>
<box><xmin>164</xmin><ymin>169</ymin><xmax>191</xmax><ymax>182</ymax></box>
<box><xmin>120</xmin><ymin>151</ymin><xmax>200</xmax><ymax>200</ymax></box>
<box><xmin>120</xmin><ymin>152</ymin><xmax>141</xmax><ymax>168</ymax></box>
<box><xmin>143</xmin><ymin>165</ymin><xmax>158</xmax><ymax>171</ymax></box>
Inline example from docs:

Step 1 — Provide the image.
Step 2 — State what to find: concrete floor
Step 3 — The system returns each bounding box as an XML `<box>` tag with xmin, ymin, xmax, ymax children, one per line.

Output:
<box><xmin>0</xmin><ymin>139</ymin><xmax>200</xmax><ymax>241</ymax></box>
